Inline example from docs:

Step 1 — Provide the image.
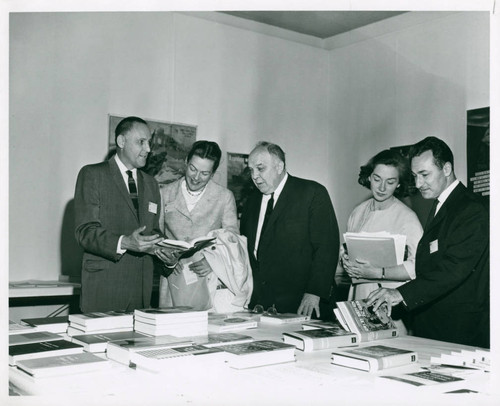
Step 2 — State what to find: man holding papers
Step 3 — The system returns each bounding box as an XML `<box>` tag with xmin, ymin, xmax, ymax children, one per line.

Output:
<box><xmin>367</xmin><ymin>137</ymin><xmax>489</xmax><ymax>348</ymax></box>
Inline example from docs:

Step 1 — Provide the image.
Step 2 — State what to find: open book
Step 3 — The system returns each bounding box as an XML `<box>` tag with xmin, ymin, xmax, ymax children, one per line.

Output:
<box><xmin>343</xmin><ymin>231</ymin><xmax>406</xmax><ymax>268</ymax></box>
<box><xmin>157</xmin><ymin>236</ymin><xmax>216</xmax><ymax>259</ymax></box>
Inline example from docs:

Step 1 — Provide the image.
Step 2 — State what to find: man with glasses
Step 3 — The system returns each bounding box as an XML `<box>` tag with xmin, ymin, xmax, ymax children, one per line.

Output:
<box><xmin>74</xmin><ymin>116</ymin><xmax>163</xmax><ymax>312</ymax></box>
<box><xmin>241</xmin><ymin>141</ymin><xmax>339</xmax><ymax>319</ymax></box>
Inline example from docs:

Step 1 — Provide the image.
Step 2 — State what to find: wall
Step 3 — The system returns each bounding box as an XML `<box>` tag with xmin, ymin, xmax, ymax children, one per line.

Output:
<box><xmin>327</xmin><ymin>12</ymin><xmax>490</xmax><ymax>230</ymax></box>
<box><xmin>9</xmin><ymin>12</ymin><xmax>329</xmax><ymax>282</ymax></box>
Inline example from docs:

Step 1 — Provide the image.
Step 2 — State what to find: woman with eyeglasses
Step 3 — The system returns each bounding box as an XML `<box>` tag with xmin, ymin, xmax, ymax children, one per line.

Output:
<box><xmin>339</xmin><ymin>149</ymin><xmax>423</xmax><ymax>333</ymax></box>
<box><xmin>155</xmin><ymin>140</ymin><xmax>251</xmax><ymax>311</ymax></box>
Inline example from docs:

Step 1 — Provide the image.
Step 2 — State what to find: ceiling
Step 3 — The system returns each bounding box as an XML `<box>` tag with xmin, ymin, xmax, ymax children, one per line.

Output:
<box><xmin>220</xmin><ymin>11</ymin><xmax>408</xmax><ymax>39</ymax></box>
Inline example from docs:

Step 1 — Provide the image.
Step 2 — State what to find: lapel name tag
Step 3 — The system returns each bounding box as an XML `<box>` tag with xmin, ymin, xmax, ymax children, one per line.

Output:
<box><xmin>429</xmin><ymin>239</ymin><xmax>438</xmax><ymax>254</ymax></box>
<box><xmin>148</xmin><ymin>202</ymin><xmax>158</xmax><ymax>214</ymax></box>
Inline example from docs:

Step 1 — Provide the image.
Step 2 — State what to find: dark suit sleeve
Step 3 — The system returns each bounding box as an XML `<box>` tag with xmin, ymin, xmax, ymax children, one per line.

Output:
<box><xmin>306</xmin><ymin>184</ymin><xmax>340</xmax><ymax>297</ymax></box>
<box><xmin>74</xmin><ymin>165</ymin><xmax>122</xmax><ymax>262</ymax></box>
<box><xmin>398</xmin><ymin>201</ymin><xmax>488</xmax><ymax>310</ymax></box>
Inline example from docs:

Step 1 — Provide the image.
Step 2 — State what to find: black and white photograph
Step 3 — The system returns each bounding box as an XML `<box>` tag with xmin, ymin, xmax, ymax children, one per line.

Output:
<box><xmin>4</xmin><ymin>1</ymin><xmax>498</xmax><ymax>405</ymax></box>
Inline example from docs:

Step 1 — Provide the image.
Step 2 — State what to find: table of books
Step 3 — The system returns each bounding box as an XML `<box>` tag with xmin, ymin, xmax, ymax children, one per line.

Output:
<box><xmin>8</xmin><ymin>319</ymin><xmax>495</xmax><ymax>406</ymax></box>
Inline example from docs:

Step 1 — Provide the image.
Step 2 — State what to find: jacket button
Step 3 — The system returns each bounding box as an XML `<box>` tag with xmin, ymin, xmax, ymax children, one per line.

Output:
<box><xmin>211</xmin><ymin>246</ymin><xmax>216</xmax><ymax>250</ymax></box>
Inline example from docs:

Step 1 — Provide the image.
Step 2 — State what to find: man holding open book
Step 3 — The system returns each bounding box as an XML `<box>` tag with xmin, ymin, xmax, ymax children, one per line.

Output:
<box><xmin>367</xmin><ymin>137</ymin><xmax>489</xmax><ymax>348</ymax></box>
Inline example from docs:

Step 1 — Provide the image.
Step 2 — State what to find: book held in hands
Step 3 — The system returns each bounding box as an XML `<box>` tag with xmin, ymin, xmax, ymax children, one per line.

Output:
<box><xmin>343</xmin><ymin>231</ymin><xmax>406</xmax><ymax>268</ymax></box>
<box><xmin>283</xmin><ymin>327</ymin><xmax>358</xmax><ymax>352</ymax></box>
<box><xmin>157</xmin><ymin>236</ymin><xmax>216</xmax><ymax>259</ymax></box>
<box><xmin>331</xmin><ymin>345</ymin><xmax>418</xmax><ymax>372</ymax></box>
<box><xmin>334</xmin><ymin>300</ymin><xmax>398</xmax><ymax>342</ymax></box>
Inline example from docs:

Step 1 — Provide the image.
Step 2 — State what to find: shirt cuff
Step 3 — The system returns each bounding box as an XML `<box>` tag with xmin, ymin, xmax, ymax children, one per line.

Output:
<box><xmin>117</xmin><ymin>235</ymin><xmax>127</xmax><ymax>255</ymax></box>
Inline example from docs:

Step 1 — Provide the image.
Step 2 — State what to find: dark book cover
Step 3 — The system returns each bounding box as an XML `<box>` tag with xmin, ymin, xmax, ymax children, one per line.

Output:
<box><xmin>9</xmin><ymin>339</ymin><xmax>83</xmax><ymax>356</ymax></box>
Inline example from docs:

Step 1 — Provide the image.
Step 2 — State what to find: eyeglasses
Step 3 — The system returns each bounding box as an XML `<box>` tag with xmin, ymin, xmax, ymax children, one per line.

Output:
<box><xmin>248</xmin><ymin>304</ymin><xmax>278</xmax><ymax>316</ymax></box>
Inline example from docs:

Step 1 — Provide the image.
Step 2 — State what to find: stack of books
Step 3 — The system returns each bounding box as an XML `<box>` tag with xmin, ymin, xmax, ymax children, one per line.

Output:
<box><xmin>9</xmin><ymin>320</ymin><xmax>38</xmax><ymax>335</ymax></box>
<box><xmin>67</xmin><ymin>311</ymin><xmax>134</xmax><ymax>336</ymax></box>
<box><xmin>134</xmin><ymin>307</ymin><xmax>208</xmax><ymax>337</ymax></box>
<box><xmin>430</xmin><ymin>349</ymin><xmax>490</xmax><ymax>372</ymax></box>
<box><xmin>70</xmin><ymin>331</ymin><xmax>148</xmax><ymax>353</ymax></box>
<box><xmin>9</xmin><ymin>331</ymin><xmax>63</xmax><ymax>346</ymax></box>
<box><xmin>283</xmin><ymin>326</ymin><xmax>358</xmax><ymax>352</ymax></box>
<box><xmin>9</xmin><ymin>339</ymin><xmax>84</xmax><ymax>366</ymax></box>
<box><xmin>207</xmin><ymin>314</ymin><xmax>258</xmax><ymax>333</ymax></box>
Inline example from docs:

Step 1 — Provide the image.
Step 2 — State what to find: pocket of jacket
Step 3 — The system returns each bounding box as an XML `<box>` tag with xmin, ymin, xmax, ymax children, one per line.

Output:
<box><xmin>84</xmin><ymin>259</ymin><xmax>110</xmax><ymax>273</ymax></box>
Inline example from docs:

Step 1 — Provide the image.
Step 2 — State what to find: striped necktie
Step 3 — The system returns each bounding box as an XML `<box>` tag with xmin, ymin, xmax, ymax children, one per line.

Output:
<box><xmin>126</xmin><ymin>170</ymin><xmax>139</xmax><ymax>215</ymax></box>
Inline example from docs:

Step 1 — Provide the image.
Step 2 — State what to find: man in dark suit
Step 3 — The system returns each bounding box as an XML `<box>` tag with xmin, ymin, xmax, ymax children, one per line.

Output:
<box><xmin>75</xmin><ymin>116</ymin><xmax>164</xmax><ymax>312</ymax></box>
<box><xmin>367</xmin><ymin>137</ymin><xmax>489</xmax><ymax>348</ymax></box>
<box><xmin>240</xmin><ymin>142</ymin><xmax>339</xmax><ymax>318</ymax></box>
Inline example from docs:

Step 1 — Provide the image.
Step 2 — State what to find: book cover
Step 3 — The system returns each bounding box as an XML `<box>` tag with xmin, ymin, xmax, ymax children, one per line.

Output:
<box><xmin>15</xmin><ymin>352</ymin><xmax>111</xmax><ymax>379</ymax></box>
<box><xmin>106</xmin><ymin>335</ymin><xmax>193</xmax><ymax>364</ymax></box>
<box><xmin>344</xmin><ymin>232</ymin><xmax>406</xmax><ymax>268</ymax></box>
<box><xmin>9</xmin><ymin>331</ymin><xmax>63</xmax><ymax>346</ymax></box>
<box><xmin>157</xmin><ymin>236</ymin><xmax>215</xmax><ymax>259</ymax></box>
<box><xmin>381</xmin><ymin>370</ymin><xmax>464</xmax><ymax>386</ymax></box>
<box><xmin>335</xmin><ymin>300</ymin><xmax>398</xmax><ymax>342</ymax></box>
<box><xmin>9</xmin><ymin>339</ymin><xmax>84</xmax><ymax>365</ymax></box>
<box><xmin>68</xmin><ymin>311</ymin><xmax>133</xmax><ymax>329</ymax></box>
<box><xmin>283</xmin><ymin>328</ymin><xmax>358</xmax><ymax>352</ymax></box>
<box><xmin>20</xmin><ymin>316</ymin><xmax>69</xmax><ymax>334</ymax></box>
<box><xmin>331</xmin><ymin>345</ymin><xmax>417</xmax><ymax>372</ymax></box>
<box><xmin>208</xmin><ymin>316</ymin><xmax>258</xmax><ymax>333</ymax></box>
<box><xmin>9</xmin><ymin>320</ymin><xmax>38</xmax><ymax>335</ymax></box>
<box><xmin>259</xmin><ymin>313</ymin><xmax>310</xmax><ymax>324</ymax></box>
<box><xmin>71</xmin><ymin>331</ymin><xmax>148</xmax><ymax>352</ymax></box>
<box><xmin>130</xmin><ymin>344</ymin><xmax>225</xmax><ymax>372</ymax></box>
<box><xmin>216</xmin><ymin>340</ymin><xmax>296</xmax><ymax>369</ymax></box>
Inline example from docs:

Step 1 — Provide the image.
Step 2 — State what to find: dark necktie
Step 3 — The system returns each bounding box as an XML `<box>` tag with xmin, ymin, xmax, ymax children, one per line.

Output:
<box><xmin>425</xmin><ymin>198</ymin><xmax>438</xmax><ymax>230</ymax></box>
<box><xmin>126</xmin><ymin>170</ymin><xmax>139</xmax><ymax>215</ymax></box>
<box><xmin>261</xmin><ymin>192</ymin><xmax>275</xmax><ymax>235</ymax></box>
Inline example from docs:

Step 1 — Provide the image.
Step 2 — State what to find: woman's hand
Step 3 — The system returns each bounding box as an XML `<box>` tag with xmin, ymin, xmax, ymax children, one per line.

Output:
<box><xmin>344</xmin><ymin>257</ymin><xmax>381</xmax><ymax>280</ymax></box>
<box><xmin>189</xmin><ymin>256</ymin><xmax>213</xmax><ymax>277</ymax></box>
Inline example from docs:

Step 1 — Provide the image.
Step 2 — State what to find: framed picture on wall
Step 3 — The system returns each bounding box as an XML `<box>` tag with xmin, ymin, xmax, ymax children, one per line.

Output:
<box><xmin>466</xmin><ymin>107</ymin><xmax>489</xmax><ymax>209</ymax></box>
<box><xmin>227</xmin><ymin>152</ymin><xmax>256</xmax><ymax>220</ymax></box>
<box><xmin>108</xmin><ymin>115</ymin><xmax>197</xmax><ymax>185</ymax></box>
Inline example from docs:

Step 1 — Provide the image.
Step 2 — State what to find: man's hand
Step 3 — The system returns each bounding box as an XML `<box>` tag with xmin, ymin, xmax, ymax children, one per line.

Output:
<box><xmin>297</xmin><ymin>293</ymin><xmax>320</xmax><ymax>318</ymax></box>
<box><xmin>121</xmin><ymin>226</ymin><xmax>163</xmax><ymax>253</ymax></box>
<box><xmin>155</xmin><ymin>247</ymin><xmax>182</xmax><ymax>267</ymax></box>
<box><xmin>365</xmin><ymin>288</ymin><xmax>404</xmax><ymax>317</ymax></box>
<box><xmin>189</xmin><ymin>256</ymin><xmax>213</xmax><ymax>277</ymax></box>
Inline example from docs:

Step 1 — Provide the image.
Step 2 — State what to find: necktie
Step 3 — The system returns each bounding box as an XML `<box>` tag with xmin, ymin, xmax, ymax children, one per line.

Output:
<box><xmin>261</xmin><ymin>193</ymin><xmax>275</xmax><ymax>235</ymax></box>
<box><xmin>425</xmin><ymin>198</ymin><xmax>438</xmax><ymax>230</ymax></box>
<box><xmin>126</xmin><ymin>170</ymin><xmax>139</xmax><ymax>215</ymax></box>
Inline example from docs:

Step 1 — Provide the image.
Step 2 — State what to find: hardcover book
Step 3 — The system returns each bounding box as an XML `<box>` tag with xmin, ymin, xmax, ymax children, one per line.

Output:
<box><xmin>9</xmin><ymin>320</ymin><xmax>38</xmax><ymax>335</ymax></box>
<box><xmin>66</xmin><ymin>325</ymin><xmax>133</xmax><ymax>337</ymax></box>
<box><xmin>259</xmin><ymin>313</ymin><xmax>310</xmax><ymax>325</ymax></box>
<box><xmin>157</xmin><ymin>236</ymin><xmax>215</xmax><ymax>260</ymax></box>
<box><xmin>134</xmin><ymin>307</ymin><xmax>208</xmax><ymax>322</ymax></box>
<box><xmin>134</xmin><ymin>320</ymin><xmax>207</xmax><ymax>337</ymax></box>
<box><xmin>15</xmin><ymin>352</ymin><xmax>111</xmax><ymax>379</ymax></box>
<box><xmin>283</xmin><ymin>327</ymin><xmax>358</xmax><ymax>352</ymax></box>
<box><xmin>20</xmin><ymin>316</ymin><xmax>69</xmax><ymax>334</ymax></box>
<box><xmin>106</xmin><ymin>335</ymin><xmax>193</xmax><ymax>365</ymax></box>
<box><xmin>334</xmin><ymin>300</ymin><xmax>398</xmax><ymax>342</ymax></box>
<box><xmin>216</xmin><ymin>340</ymin><xmax>296</xmax><ymax>369</ymax></box>
<box><xmin>9</xmin><ymin>331</ymin><xmax>63</xmax><ymax>346</ymax></box>
<box><xmin>9</xmin><ymin>339</ymin><xmax>84</xmax><ymax>365</ymax></box>
<box><xmin>68</xmin><ymin>311</ymin><xmax>133</xmax><ymax>330</ymax></box>
<box><xmin>331</xmin><ymin>345</ymin><xmax>418</xmax><ymax>372</ymax></box>
<box><xmin>71</xmin><ymin>331</ymin><xmax>148</xmax><ymax>353</ymax></box>
<box><xmin>190</xmin><ymin>333</ymin><xmax>254</xmax><ymax>347</ymax></box>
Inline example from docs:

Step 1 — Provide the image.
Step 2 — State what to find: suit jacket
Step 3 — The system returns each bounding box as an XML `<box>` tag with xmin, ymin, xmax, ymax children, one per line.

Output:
<box><xmin>398</xmin><ymin>182</ymin><xmax>489</xmax><ymax>347</ymax></box>
<box><xmin>240</xmin><ymin>175</ymin><xmax>339</xmax><ymax>313</ymax></box>
<box><xmin>74</xmin><ymin>157</ymin><xmax>161</xmax><ymax>312</ymax></box>
<box><xmin>157</xmin><ymin>178</ymin><xmax>239</xmax><ymax>308</ymax></box>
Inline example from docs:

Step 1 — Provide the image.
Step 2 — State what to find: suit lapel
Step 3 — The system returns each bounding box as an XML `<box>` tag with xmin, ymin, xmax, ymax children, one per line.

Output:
<box><xmin>108</xmin><ymin>158</ymin><xmax>139</xmax><ymax>220</ymax></box>
<box><xmin>262</xmin><ymin>176</ymin><xmax>293</xmax><ymax>233</ymax></box>
<box><xmin>170</xmin><ymin>179</ymin><xmax>192</xmax><ymax>220</ymax></box>
<box><xmin>425</xmin><ymin>182</ymin><xmax>465</xmax><ymax>234</ymax></box>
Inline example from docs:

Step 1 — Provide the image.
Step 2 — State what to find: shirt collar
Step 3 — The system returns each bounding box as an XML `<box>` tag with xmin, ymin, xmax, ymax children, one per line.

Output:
<box><xmin>114</xmin><ymin>154</ymin><xmax>136</xmax><ymax>176</ymax></box>
<box><xmin>437</xmin><ymin>179</ymin><xmax>459</xmax><ymax>205</ymax></box>
<box><xmin>271</xmin><ymin>172</ymin><xmax>288</xmax><ymax>202</ymax></box>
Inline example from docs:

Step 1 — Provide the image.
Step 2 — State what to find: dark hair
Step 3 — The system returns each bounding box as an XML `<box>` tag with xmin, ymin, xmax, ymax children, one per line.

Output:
<box><xmin>115</xmin><ymin>116</ymin><xmax>148</xmax><ymax>144</ymax></box>
<box><xmin>187</xmin><ymin>140</ymin><xmax>222</xmax><ymax>173</ymax></box>
<box><xmin>358</xmin><ymin>149</ymin><xmax>411</xmax><ymax>198</ymax></box>
<box><xmin>408</xmin><ymin>136</ymin><xmax>454</xmax><ymax>170</ymax></box>
<box><xmin>254</xmin><ymin>141</ymin><xmax>286</xmax><ymax>166</ymax></box>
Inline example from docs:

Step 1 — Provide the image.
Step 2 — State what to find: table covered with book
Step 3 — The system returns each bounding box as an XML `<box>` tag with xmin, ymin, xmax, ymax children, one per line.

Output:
<box><xmin>8</xmin><ymin>304</ymin><xmax>495</xmax><ymax>405</ymax></box>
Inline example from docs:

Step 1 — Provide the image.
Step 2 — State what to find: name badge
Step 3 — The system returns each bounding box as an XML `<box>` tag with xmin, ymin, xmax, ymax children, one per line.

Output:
<box><xmin>148</xmin><ymin>202</ymin><xmax>158</xmax><ymax>214</ymax></box>
<box><xmin>429</xmin><ymin>239</ymin><xmax>438</xmax><ymax>254</ymax></box>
